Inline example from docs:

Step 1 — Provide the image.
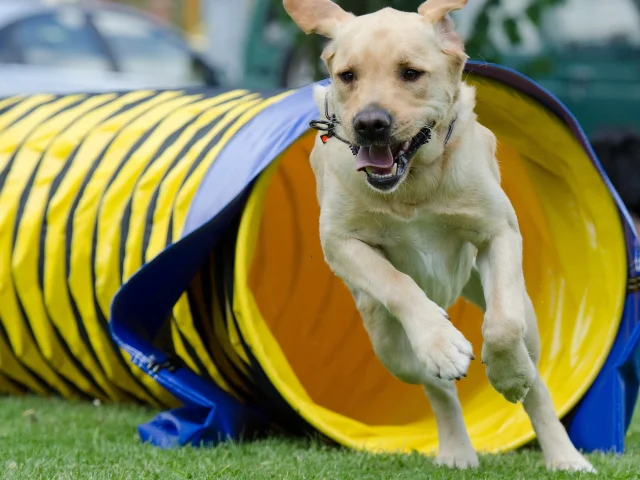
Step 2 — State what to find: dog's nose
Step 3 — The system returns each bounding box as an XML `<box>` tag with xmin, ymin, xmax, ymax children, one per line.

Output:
<box><xmin>353</xmin><ymin>108</ymin><xmax>392</xmax><ymax>141</ymax></box>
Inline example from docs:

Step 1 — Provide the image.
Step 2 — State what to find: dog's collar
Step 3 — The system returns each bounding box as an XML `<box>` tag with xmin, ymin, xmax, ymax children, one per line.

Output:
<box><xmin>309</xmin><ymin>91</ymin><xmax>456</xmax><ymax>156</ymax></box>
<box><xmin>309</xmin><ymin>92</ymin><xmax>360</xmax><ymax>155</ymax></box>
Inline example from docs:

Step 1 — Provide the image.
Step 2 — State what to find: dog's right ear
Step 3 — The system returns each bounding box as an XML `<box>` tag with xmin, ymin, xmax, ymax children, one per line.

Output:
<box><xmin>283</xmin><ymin>0</ymin><xmax>354</xmax><ymax>38</ymax></box>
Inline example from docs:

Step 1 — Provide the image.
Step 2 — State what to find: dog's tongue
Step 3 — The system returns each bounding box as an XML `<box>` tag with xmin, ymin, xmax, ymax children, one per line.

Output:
<box><xmin>355</xmin><ymin>145</ymin><xmax>394</xmax><ymax>171</ymax></box>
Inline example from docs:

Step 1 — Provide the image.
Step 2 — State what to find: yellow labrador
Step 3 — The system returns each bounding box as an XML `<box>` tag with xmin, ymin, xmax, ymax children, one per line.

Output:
<box><xmin>283</xmin><ymin>0</ymin><xmax>595</xmax><ymax>472</ymax></box>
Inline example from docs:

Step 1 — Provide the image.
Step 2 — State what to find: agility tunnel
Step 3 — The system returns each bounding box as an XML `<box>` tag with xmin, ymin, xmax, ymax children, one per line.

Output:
<box><xmin>0</xmin><ymin>61</ymin><xmax>639</xmax><ymax>455</ymax></box>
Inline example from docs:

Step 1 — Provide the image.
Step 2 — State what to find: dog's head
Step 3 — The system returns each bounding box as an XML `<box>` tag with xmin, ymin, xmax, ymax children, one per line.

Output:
<box><xmin>284</xmin><ymin>0</ymin><xmax>468</xmax><ymax>192</ymax></box>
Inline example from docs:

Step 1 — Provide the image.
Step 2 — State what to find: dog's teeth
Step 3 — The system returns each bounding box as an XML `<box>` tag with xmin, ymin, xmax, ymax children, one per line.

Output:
<box><xmin>366</xmin><ymin>165</ymin><xmax>400</xmax><ymax>180</ymax></box>
<box><xmin>370</xmin><ymin>172</ymin><xmax>392</xmax><ymax>179</ymax></box>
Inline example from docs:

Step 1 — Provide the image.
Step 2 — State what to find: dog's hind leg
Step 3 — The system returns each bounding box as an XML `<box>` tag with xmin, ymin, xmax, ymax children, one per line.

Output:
<box><xmin>422</xmin><ymin>375</ymin><xmax>479</xmax><ymax>468</ymax></box>
<box><xmin>519</xmin><ymin>294</ymin><xmax>596</xmax><ymax>473</ymax></box>
<box><xmin>354</xmin><ymin>290</ymin><xmax>479</xmax><ymax>469</ymax></box>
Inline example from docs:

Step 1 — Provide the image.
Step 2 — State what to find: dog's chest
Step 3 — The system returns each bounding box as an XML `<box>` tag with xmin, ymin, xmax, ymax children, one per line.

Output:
<box><xmin>365</xmin><ymin>214</ymin><xmax>476</xmax><ymax>309</ymax></box>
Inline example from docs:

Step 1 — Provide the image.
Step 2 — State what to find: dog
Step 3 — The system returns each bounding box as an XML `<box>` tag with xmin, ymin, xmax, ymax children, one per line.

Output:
<box><xmin>283</xmin><ymin>0</ymin><xmax>596</xmax><ymax>472</ymax></box>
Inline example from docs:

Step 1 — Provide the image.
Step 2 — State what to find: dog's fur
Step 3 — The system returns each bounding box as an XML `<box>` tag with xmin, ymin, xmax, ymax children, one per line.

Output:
<box><xmin>284</xmin><ymin>0</ymin><xmax>595</xmax><ymax>472</ymax></box>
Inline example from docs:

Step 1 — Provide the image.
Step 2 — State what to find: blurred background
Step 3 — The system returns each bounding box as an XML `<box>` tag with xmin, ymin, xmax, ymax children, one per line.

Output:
<box><xmin>0</xmin><ymin>0</ymin><xmax>638</xmax><ymax>226</ymax></box>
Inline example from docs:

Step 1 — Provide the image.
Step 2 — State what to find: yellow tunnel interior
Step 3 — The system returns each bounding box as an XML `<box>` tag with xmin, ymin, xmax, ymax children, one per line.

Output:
<box><xmin>233</xmin><ymin>77</ymin><xmax>628</xmax><ymax>454</ymax></box>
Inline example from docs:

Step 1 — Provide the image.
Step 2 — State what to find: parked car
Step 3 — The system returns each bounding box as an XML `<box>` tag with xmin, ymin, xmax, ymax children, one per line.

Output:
<box><xmin>242</xmin><ymin>0</ymin><xmax>640</xmax><ymax>137</ymax></box>
<box><xmin>0</xmin><ymin>0</ymin><xmax>222</xmax><ymax>96</ymax></box>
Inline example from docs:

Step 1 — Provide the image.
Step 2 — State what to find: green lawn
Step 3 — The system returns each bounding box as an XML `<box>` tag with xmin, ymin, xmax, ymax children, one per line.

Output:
<box><xmin>1</xmin><ymin>396</ymin><xmax>639</xmax><ymax>479</ymax></box>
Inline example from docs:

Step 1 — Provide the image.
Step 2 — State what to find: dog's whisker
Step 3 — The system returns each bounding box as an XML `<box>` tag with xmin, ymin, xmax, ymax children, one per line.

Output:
<box><xmin>475</xmin><ymin>53</ymin><xmax>490</xmax><ymax>69</ymax></box>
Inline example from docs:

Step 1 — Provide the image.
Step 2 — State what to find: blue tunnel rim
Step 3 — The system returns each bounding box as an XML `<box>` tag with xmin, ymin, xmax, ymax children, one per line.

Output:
<box><xmin>109</xmin><ymin>60</ymin><xmax>640</xmax><ymax>452</ymax></box>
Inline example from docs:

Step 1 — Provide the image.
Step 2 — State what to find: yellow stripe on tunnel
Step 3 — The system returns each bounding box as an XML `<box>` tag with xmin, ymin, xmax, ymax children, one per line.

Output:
<box><xmin>119</xmin><ymin>91</ymin><xmax>255</xmax><ymax>397</ymax></box>
<box><xmin>137</xmin><ymin>92</ymin><xmax>265</xmax><ymax>394</ymax></box>
<box><xmin>234</xmin><ymin>76</ymin><xmax>626</xmax><ymax>454</ymax></box>
<box><xmin>43</xmin><ymin>91</ymin><xmax>171</xmax><ymax>405</ymax></box>
<box><xmin>122</xmin><ymin>91</ymin><xmax>249</xmax><ymax>280</ymax></box>
<box><xmin>69</xmin><ymin>91</ymin><xmax>197</xmax><ymax>407</ymax></box>
<box><xmin>143</xmin><ymin>93</ymin><xmax>260</xmax><ymax>261</ymax></box>
<box><xmin>169</xmin><ymin>92</ymin><xmax>296</xmax><ymax>378</ymax></box>
<box><xmin>0</xmin><ymin>332</ymin><xmax>49</xmax><ymax>396</ymax></box>
<box><xmin>13</xmin><ymin>94</ymin><xmax>121</xmax><ymax>401</ymax></box>
<box><xmin>0</xmin><ymin>88</ymin><xmax>301</xmax><ymax>408</ymax></box>
<box><xmin>173</xmin><ymin>91</ymin><xmax>295</xmax><ymax>236</ymax></box>
<box><xmin>0</xmin><ymin>95</ymin><xmax>93</xmax><ymax>398</ymax></box>
<box><xmin>41</xmin><ymin>91</ymin><xmax>157</xmax><ymax>402</ymax></box>
<box><xmin>0</xmin><ymin>95</ymin><xmax>55</xmax><ymax>137</ymax></box>
<box><xmin>0</xmin><ymin>373</ymin><xmax>25</xmax><ymax>396</ymax></box>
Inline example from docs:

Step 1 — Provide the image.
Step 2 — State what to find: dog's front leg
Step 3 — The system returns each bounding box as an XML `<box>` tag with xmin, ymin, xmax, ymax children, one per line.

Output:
<box><xmin>476</xmin><ymin>222</ymin><xmax>537</xmax><ymax>404</ymax></box>
<box><xmin>476</xmin><ymin>221</ymin><xmax>595</xmax><ymax>472</ymax></box>
<box><xmin>322</xmin><ymin>235</ymin><xmax>474</xmax><ymax>381</ymax></box>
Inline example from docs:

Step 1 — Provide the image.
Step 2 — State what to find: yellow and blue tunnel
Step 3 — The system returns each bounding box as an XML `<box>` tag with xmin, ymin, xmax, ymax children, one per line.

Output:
<box><xmin>0</xmin><ymin>62</ymin><xmax>639</xmax><ymax>455</ymax></box>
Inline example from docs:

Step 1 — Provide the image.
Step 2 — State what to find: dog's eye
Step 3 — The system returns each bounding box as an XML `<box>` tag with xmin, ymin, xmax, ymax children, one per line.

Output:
<box><xmin>401</xmin><ymin>68</ymin><xmax>423</xmax><ymax>81</ymax></box>
<box><xmin>338</xmin><ymin>71</ymin><xmax>355</xmax><ymax>83</ymax></box>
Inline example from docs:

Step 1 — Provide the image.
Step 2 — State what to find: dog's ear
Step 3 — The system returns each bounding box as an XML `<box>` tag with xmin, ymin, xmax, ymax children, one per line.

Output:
<box><xmin>283</xmin><ymin>0</ymin><xmax>354</xmax><ymax>38</ymax></box>
<box><xmin>435</xmin><ymin>14</ymin><xmax>467</xmax><ymax>59</ymax></box>
<box><xmin>418</xmin><ymin>0</ymin><xmax>468</xmax><ymax>23</ymax></box>
<box><xmin>419</xmin><ymin>1</ymin><xmax>467</xmax><ymax>60</ymax></box>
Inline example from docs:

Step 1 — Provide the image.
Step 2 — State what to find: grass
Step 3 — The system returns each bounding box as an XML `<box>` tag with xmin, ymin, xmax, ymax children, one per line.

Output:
<box><xmin>1</xmin><ymin>396</ymin><xmax>640</xmax><ymax>479</ymax></box>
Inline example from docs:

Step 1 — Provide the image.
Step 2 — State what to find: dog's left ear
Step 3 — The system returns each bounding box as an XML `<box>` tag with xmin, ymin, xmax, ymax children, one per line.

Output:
<box><xmin>418</xmin><ymin>0</ymin><xmax>468</xmax><ymax>59</ymax></box>
<box><xmin>418</xmin><ymin>0</ymin><xmax>468</xmax><ymax>23</ymax></box>
<box><xmin>283</xmin><ymin>0</ymin><xmax>354</xmax><ymax>38</ymax></box>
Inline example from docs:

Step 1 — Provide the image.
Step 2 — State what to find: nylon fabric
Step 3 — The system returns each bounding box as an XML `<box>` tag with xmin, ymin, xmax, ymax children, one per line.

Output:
<box><xmin>0</xmin><ymin>89</ymin><xmax>283</xmax><ymax>406</ymax></box>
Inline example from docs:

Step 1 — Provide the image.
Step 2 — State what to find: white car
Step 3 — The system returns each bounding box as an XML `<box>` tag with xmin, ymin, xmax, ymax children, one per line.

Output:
<box><xmin>0</xmin><ymin>0</ymin><xmax>222</xmax><ymax>96</ymax></box>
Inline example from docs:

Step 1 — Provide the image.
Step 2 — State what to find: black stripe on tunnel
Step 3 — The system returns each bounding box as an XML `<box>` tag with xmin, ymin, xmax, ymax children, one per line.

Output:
<box><xmin>217</xmin><ymin>205</ymin><xmax>319</xmax><ymax>439</ymax></box>
<box><xmin>66</xmin><ymin>93</ymin><xmax>189</xmax><ymax>406</ymax></box>
<box><xmin>5</xmin><ymin>95</ymin><xmax>104</xmax><ymax>398</ymax></box>
<box><xmin>14</xmin><ymin>95</ymin><xmax>128</xmax><ymax>400</ymax></box>
<box><xmin>43</xmin><ymin>91</ymin><xmax>164</xmax><ymax>404</ymax></box>
<box><xmin>90</xmin><ymin>93</ymin><xmax>204</xmax><ymax>406</ymax></box>
<box><xmin>0</xmin><ymin>315</ymin><xmax>52</xmax><ymax>395</ymax></box>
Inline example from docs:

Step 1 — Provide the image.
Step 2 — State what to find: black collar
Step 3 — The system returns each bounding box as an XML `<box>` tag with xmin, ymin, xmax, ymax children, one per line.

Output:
<box><xmin>309</xmin><ymin>92</ymin><xmax>360</xmax><ymax>155</ymax></box>
<box><xmin>309</xmin><ymin>91</ymin><xmax>456</xmax><ymax>156</ymax></box>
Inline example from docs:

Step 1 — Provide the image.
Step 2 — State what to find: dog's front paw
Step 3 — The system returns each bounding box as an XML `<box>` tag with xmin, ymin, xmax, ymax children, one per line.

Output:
<box><xmin>482</xmin><ymin>336</ymin><xmax>536</xmax><ymax>403</ymax></box>
<box><xmin>547</xmin><ymin>452</ymin><xmax>596</xmax><ymax>473</ymax></box>
<box><xmin>434</xmin><ymin>450</ymin><xmax>479</xmax><ymax>469</ymax></box>
<box><xmin>413</xmin><ymin>317</ymin><xmax>474</xmax><ymax>381</ymax></box>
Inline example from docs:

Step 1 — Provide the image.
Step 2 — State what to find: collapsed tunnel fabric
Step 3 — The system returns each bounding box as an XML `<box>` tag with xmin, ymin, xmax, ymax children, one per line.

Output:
<box><xmin>0</xmin><ymin>62</ymin><xmax>638</xmax><ymax>455</ymax></box>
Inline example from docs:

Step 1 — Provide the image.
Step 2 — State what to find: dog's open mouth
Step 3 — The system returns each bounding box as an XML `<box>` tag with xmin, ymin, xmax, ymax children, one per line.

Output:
<box><xmin>355</xmin><ymin>127</ymin><xmax>431</xmax><ymax>191</ymax></box>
